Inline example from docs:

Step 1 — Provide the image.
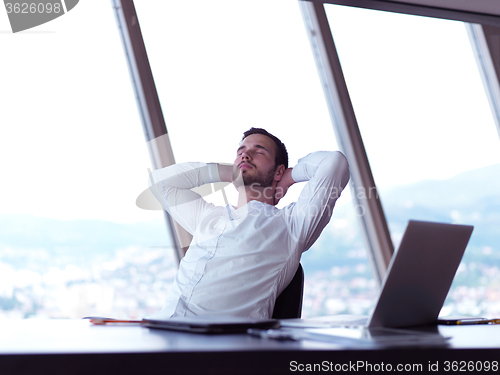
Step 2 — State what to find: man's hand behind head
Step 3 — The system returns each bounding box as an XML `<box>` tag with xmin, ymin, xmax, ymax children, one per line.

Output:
<box><xmin>274</xmin><ymin>168</ymin><xmax>295</xmax><ymax>205</ymax></box>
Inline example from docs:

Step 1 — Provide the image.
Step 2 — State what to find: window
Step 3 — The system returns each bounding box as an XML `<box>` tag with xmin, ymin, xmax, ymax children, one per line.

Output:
<box><xmin>0</xmin><ymin>1</ymin><xmax>174</xmax><ymax>319</ymax></box>
<box><xmin>133</xmin><ymin>0</ymin><xmax>376</xmax><ymax>318</ymax></box>
<box><xmin>325</xmin><ymin>4</ymin><xmax>500</xmax><ymax>317</ymax></box>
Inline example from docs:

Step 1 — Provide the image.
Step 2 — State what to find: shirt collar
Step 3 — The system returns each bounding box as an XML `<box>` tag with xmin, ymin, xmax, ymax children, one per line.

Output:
<box><xmin>226</xmin><ymin>200</ymin><xmax>277</xmax><ymax>219</ymax></box>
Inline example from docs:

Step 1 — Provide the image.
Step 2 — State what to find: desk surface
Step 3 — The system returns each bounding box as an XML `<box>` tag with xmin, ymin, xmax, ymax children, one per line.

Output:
<box><xmin>0</xmin><ymin>319</ymin><xmax>499</xmax><ymax>375</ymax></box>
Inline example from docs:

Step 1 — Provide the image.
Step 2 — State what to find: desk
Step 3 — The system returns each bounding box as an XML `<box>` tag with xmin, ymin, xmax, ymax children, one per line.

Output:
<box><xmin>0</xmin><ymin>319</ymin><xmax>499</xmax><ymax>374</ymax></box>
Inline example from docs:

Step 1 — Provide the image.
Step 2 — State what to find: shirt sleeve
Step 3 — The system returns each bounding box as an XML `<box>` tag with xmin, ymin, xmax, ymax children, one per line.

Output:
<box><xmin>148</xmin><ymin>162</ymin><xmax>221</xmax><ymax>234</ymax></box>
<box><xmin>285</xmin><ymin>151</ymin><xmax>350</xmax><ymax>252</ymax></box>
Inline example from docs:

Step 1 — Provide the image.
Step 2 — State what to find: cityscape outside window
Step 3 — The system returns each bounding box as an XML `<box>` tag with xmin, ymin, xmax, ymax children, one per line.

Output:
<box><xmin>0</xmin><ymin>1</ymin><xmax>175</xmax><ymax>319</ymax></box>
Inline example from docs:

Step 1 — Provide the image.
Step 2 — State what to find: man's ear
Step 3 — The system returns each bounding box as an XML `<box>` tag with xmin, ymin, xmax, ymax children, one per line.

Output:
<box><xmin>274</xmin><ymin>164</ymin><xmax>285</xmax><ymax>181</ymax></box>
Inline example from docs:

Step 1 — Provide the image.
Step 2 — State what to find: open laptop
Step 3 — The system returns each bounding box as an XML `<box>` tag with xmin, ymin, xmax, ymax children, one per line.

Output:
<box><xmin>281</xmin><ymin>220</ymin><xmax>474</xmax><ymax>330</ymax></box>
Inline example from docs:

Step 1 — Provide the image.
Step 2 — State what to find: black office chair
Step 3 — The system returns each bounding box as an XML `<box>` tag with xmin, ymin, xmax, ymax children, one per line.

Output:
<box><xmin>272</xmin><ymin>264</ymin><xmax>304</xmax><ymax>319</ymax></box>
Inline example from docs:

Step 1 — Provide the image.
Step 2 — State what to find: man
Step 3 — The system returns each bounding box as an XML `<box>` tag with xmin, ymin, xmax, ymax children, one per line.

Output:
<box><xmin>148</xmin><ymin>128</ymin><xmax>350</xmax><ymax>319</ymax></box>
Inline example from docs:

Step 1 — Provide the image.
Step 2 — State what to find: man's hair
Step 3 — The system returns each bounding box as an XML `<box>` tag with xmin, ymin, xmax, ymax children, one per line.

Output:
<box><xmin>242</xmin><ymin>127</ymin><xmax>288</xmax><ymax>169</ymax></box>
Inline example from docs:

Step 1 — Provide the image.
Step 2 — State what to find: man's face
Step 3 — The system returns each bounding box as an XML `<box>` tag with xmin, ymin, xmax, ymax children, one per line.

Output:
<box><xmin>233</xmin><ymin>134</ymin><xmax>278</xmax><ymax>188</ymax></box>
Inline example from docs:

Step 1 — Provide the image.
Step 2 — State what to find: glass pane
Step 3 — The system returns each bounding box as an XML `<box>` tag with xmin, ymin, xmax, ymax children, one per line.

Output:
<box><xmin>326</xmin><ymin>5</ymin><xmax>500</xmax><ymax>317</ymax></box>
<box><xmin>0</xmin><ymin>2</ymin><xmax>174</xmax><ymax>319</ymax></box>
<box><xmin>134</xmin><ymin>0</ymin><xmax>376</xmax><ymax>318</ymax></box>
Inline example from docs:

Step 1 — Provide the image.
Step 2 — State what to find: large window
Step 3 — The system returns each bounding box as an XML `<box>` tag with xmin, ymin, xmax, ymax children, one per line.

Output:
<box><xmin>134</xmin><ymin>0</ymin><xmax>376</xmax><ymax>318</ymax></box>
<box><xmin>326</xmin><ymin>5</ymin><xmax>500</xmax><ymax>317</ymax></box>
<box><xmin>4</xmin><ymin>0</ymin><xmax>497</xmax><ymax>321</ymax></box>
<box><xmin>0</xmin><ymin>1</ymin><xmax>174</xmax><ymax>319</ymax></box>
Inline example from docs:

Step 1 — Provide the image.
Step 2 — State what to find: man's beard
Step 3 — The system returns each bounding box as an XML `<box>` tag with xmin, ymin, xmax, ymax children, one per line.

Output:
<box><xmin>233</xmin><ymin>163</ymin><xmax>276</xmax><ymax>188</ymax></box>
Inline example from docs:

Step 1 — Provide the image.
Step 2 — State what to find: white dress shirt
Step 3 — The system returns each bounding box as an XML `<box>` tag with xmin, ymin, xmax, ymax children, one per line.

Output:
<box><xmin>148</xmin><ymin>151</ymin><xmax>350</xmax><ymax>319</ymax></box>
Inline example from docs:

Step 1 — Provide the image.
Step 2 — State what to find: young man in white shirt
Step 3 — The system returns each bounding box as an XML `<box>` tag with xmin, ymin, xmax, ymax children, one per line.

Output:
<box><xmin>149</xmin><ymin>128</ymin><xmax>350</xmax><ymax>319</ymax></box>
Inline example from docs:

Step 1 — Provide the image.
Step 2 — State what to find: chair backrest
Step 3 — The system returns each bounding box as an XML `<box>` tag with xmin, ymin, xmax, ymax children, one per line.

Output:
<box><xmin>271</xmin><ymin>264</ymin><xmax>304</xmax><ymax>319</ymax></box>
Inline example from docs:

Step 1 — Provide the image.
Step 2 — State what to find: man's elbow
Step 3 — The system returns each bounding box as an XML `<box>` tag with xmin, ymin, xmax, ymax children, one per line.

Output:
<box><xmin>327</xmin><ymin>151</ymin><xmax>350</xmax><ymax>190</ymax></box>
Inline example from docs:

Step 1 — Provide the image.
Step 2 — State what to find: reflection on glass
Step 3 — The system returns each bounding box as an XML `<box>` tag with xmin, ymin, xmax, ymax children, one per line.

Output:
<box><xmin>326</xmin><ymin>4</ymin><xmax>500</xmax><ymax>317</ymax></box>
<box><xmin>134</xmin><ymin>0</ymin><xmax>376</xmax><ymax>318</ymax></box>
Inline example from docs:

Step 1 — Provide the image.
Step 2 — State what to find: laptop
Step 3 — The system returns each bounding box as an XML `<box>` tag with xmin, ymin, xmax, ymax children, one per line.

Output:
<box><xmin>143</xmin><ymin>315</ymin><xmax>280</xmax><ymax>333</ymax></box>
<box><xmin>281</xmin><ymin>220</ymin><xmax>474</xmax><ymax>330</ymax></box>
<box><xmin>86</xmin><ymin>315</ymin><xmax>279</xmax><ymax>334</ymax></box>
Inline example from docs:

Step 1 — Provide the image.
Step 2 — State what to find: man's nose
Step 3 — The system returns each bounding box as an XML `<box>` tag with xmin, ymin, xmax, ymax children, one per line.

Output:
<box><xmin>240</xmin><ymin>150</ymin><xmax>252</xmax><ymax>160</ymax></box>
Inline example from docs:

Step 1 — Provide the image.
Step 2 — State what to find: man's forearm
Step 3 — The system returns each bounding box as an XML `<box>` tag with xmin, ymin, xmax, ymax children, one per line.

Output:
<box><xmin>149</xmin><ymin>162</ymin><xmax>221</xmax><ymax>190</ymax></box>
<box><xmin>218</xmin><ymin>164</ymin><xmax>234</xmax><ymax>183</ymax></box>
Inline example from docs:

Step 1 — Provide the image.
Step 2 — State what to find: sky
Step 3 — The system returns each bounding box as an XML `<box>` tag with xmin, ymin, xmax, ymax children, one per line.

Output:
<box><xmin>1</xmin><ymin>0</ymin><xmax>499</xmax><ymax>224</ymax></box>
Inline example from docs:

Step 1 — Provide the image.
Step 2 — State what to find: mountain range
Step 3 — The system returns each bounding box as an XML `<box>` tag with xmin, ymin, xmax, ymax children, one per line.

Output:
<box><xmin>0</xmin><ymin>163</ymin><xmax>499</xmax><ymax>273</ymax></box>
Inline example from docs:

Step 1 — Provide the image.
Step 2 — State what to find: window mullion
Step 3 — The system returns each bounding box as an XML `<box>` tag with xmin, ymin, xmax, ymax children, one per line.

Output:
<box><xmin>466</xmin><ymin>24</ymin><xmax>500</xmax><ymax>142</ymax></box>
<box><xmin>299</xmin><ymin>1</ymin><xmax>394</xmax><ymax>284</ymax></box>
<box><xmin>112</xmin><ymin>0</ymin><xmax>192</xmax><ymax>264</ymax></box>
